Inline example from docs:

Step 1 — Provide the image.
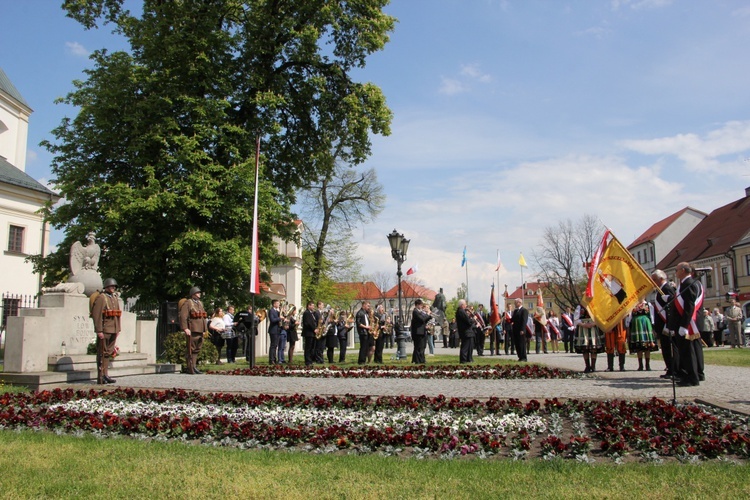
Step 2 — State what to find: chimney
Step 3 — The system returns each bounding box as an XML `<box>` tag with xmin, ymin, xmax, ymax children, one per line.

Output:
<box><xmin>746</xmin><ymin>186</ymin><xmax>750</xmax><ymax>197</ymax></box>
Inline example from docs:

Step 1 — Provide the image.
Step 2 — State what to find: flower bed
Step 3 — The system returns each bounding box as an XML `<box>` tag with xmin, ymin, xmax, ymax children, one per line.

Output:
<box><xmin>208</xmin><ymin>364</ymin><xmax>578</xmax><ymax>379</ymax></box>
<box><xmin>1</xmin><ymin>389</ymin><xmax>748</xmax><ymax>462</ymax></box>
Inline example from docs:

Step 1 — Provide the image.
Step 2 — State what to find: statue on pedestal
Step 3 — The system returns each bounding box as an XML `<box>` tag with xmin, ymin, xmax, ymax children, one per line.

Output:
<box><xmin>66</xmin><ymin>232</ymin><xmax>103</xmax><ymax>296</ymax></box>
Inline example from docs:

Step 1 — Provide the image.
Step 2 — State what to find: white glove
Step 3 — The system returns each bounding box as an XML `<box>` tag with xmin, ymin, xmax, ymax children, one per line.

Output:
<box><xmin>678</xmin><ymin>327</ymin><xmax>688</xmax><ymax>337</ymax></box>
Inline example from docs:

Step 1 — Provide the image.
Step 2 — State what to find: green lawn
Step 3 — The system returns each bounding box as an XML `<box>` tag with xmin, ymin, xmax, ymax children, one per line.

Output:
<box><xmin>0</xmin><ymin>431</ymin><xmax>748</xmax><ymax>499</ymax></box>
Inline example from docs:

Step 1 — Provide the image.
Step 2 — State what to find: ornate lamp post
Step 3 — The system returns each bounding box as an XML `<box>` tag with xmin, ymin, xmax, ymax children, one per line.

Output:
<box><xmin>387</xmin><ymin>229</ymin><xmax>410</xmax><ymax>360</ymax></box>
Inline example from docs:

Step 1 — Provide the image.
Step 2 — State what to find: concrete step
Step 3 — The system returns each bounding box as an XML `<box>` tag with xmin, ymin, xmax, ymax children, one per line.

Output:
<box><xmin>0</xmin><ymin>363</ymin><xmax>179</xmax><ymax>390</ymax></box>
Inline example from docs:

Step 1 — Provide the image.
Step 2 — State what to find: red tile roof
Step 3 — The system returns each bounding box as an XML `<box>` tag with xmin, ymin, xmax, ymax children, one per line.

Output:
<box><xmin>628</xmin><ymin>207</ymin><xmax>706</xmax><ymax>249</ymax></box>
<box><xmin>656</xmin><ymin>194</ymin><xmax>750</xmax><ymax>269</ymax></box>
<box><xmin>333</xmin><ymin>281</ymin><xmax>382</xmax><ymax>300</ymax></box>
<box><xmin>383</xmin><ymin>281</ymin><xmax>437</xmax><ymax>301</ymax></box>
<box><xmin>506</xmin><ymin>282</ymin><xmax>549</xmax><ymax>300</ymax></box>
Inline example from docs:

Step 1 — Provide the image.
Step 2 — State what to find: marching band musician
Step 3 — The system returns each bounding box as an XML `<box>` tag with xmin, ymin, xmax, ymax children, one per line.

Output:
<box><xmin>373</xmin><ymin>304</ymin><xmax>387</xmax><ymax>363</ymax></box>
<box><xmin>411</xmin><ymin>299</ymin><xmax>432</xmax><ymax>364</ymax></box>
<box><xmin>234</xmin><ymin>305</ymin><xmax>259</xmax><ymax>363</ymax></box>
<box><xmin>285</xmin><ymin>305</ymin><xmax>299</xmax><ymax>365</ymax></box>
<box><xmin>356</xmin><ymin>301</ymin><xmax>372</xmax><ymax>365</ymax></box>
<box><xmin>336</xmin><ymin>311</ymin><xmax>353</xmax><ymax>363</ymax></box>
<box><xmin>325</xmin><ymin>308</ymin><xmax>339</xmax><ymax>363</ymax></box>
<box><xmin>314</xmin><ymin>301</ymin><xmax>327</xmax><ymax>364</ymax></box>
<box><xmin>302</xmin><ymin>301</ymin><xmax>318</xmax><ymax>366</ymax></box>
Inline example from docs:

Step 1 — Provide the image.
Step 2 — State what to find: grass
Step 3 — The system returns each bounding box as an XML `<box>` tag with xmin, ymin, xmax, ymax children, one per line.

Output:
<box><xmin>632</xmin><ymin>346</ymin><xmax>750</xmax><ymax>368</ymax></box>
<box><xmin>0</xmin><ymin>430</ymin><xmax>748</xmax><ymax>499</ymax></box>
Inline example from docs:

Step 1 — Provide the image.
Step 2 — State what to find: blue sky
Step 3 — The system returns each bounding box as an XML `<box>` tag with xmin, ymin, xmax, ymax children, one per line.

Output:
<box><xmin>3</xmin><ymin>0</ymin><xmax>750</xmax><ymax>302</ymax></box>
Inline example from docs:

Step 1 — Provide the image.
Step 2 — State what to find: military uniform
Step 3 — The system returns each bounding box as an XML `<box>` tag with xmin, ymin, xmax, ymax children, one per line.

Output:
<box><xmin>179</xmin><ymin>294</ymin><xmax>207</xmax><ymax>374</ymax></box>
<box><xmin>91</xmin><ymin>288</ymin><xmax>122</xmax><ymax>384</ymax></box>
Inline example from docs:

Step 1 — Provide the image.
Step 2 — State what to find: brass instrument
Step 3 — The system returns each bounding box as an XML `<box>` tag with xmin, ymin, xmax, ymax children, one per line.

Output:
<box><xmin>256</xmin><ymin>308</ymin><xmax>267</xmax><ymax>322</ymax></box>
<box><xmin>370</xmin><ymin>309</ymin><xmax>381</xmax><ymax>339</ymax></box>
<box><xmin>316</xmin><ymin>308</ymin><xmax>326</xmax><ymax>339</ymax></box>
<box><xmin>345</xmin><ymin>312</ymin><xmax>355</xmax><ymax>328</ymax></box>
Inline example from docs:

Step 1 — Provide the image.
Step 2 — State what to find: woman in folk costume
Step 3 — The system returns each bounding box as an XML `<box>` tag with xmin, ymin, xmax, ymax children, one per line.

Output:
<box><xmin>574</xmin><ymin>304</ymin><xmax>604</xmax><ymax>373</ymax></box>
<box><xmin>629</xmin><ymin>299</ymin><xmax>658</xmax><ymax>371</ymax></box>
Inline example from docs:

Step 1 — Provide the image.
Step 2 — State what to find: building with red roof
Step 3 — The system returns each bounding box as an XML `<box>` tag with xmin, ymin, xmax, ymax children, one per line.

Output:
<box><xmin>627</xmin><ymin>207</ymin><xmax>706</xmax><ymax>274</ymax></box>
<box><xmin>655</xmin><ymin>188</ymin><xmax>750</xmax><ymax>313</ymax></box>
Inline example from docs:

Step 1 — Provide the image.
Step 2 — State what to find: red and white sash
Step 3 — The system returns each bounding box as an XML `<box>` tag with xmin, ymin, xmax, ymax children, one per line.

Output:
<box><xmin>674</xmin><ymin>280</ymin><xmax>704</xmax><ymax>338</ymax></box>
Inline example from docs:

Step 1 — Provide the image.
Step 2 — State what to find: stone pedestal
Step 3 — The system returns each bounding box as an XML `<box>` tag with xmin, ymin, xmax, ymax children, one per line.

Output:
<box><xmin>1</xmin><ymin>293</ymin><xmax>176</xmax><ymax>389</ymax></box>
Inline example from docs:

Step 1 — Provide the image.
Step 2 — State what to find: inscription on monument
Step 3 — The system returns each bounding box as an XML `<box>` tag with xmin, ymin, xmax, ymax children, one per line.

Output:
<box><xmin>72</xmin><ymin>315</ymin><xmax>95</xmax><ymax>344</ymax></box>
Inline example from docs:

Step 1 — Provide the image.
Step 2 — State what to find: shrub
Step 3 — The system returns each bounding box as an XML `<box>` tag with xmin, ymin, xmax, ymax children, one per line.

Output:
<box><xmin>161</xmin><ymin>332</ymin><xmax>218</xmax><ymax>367</ymax></box>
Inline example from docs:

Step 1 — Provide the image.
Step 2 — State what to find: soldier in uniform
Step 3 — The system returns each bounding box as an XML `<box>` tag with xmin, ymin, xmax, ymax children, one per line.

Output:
<box><xmin>91</xmin><ymin>277</ymin><xmax>122</xmax><ymax>384</ymax></box>
<box><xmin>179</xmin><ymin>286</ymin><xmax>208</xmax><ymax>374</ymax></box>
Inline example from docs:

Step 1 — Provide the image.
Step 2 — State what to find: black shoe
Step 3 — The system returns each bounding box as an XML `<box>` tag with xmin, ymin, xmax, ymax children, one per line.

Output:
<box><xmin>659</xmin><ymin>373</ymin><xmax>672</xmax><ymax>379</ymax></box>
<box><xmin>699</xmin><ymin>375</ymin><xmax>705</xmax><ymax>381</ymax></box>
<box><xmin>193</xmin><ymin>368</ymin><xmax>202</xmax><ymax>374</ymax></box>
<box><xmin>677</xmin><ymin>380</ymin><xmax>699</xmax><ymax>387</ymax></box>
<box><xmin>103</xmin><ymin>375</ymin><xmax>117</xmax><ymax>384</ymax></box>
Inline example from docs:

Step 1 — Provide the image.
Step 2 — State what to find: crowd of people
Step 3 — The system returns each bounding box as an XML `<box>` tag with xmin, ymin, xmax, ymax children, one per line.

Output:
<box><xmin>114</xmin><ymin>270</ymin><xmax>746</xmax><ymax>377</ymax></box>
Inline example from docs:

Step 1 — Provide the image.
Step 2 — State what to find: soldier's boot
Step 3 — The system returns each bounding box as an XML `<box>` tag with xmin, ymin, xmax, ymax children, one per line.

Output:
<box><xmin>606</xmin><ymin>354</ymin><xmax>615</xmax><ymax>372</ymax></box>
<box><xmin>619</xmin><ymin>353</ymin><xmax>626</xmax><ymax>371</ymax></box>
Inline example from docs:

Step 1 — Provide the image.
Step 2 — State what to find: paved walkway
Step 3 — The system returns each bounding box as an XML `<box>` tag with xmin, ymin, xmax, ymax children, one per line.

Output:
<box><xmin>93</xmin><ymin>347</ymin><xmax>750</xmax><ymax>414</ymax></box>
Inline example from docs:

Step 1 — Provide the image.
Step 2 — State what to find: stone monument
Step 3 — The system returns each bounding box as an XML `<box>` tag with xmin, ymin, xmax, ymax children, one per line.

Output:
<box><xmin>67</xmin><ymin>232</ymin><xmax>103</xmax><ymax>296</ymax></box>
<box><xmin>0</xmin><ymin>233</ymin><xmax>175</xmax><ymax>388</ymax></box>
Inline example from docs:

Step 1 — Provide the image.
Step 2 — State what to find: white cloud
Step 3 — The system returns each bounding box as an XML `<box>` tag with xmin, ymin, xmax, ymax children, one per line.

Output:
<box><xmin>620</xmin><ymin>121</ymin><xmax>750</xmax><ymax>173</ymax></box>
<box><xmin>611</xmin><ymin>0</ymin><xmax>673</xmax><ymax>10</ymax></box>
<box><xmin>460</xmin><ymin>64</ymin><xmax>492</xmax><ymax>83</ymax></box>
<box><xmin>65</xmin><ymin>41</ymin><xmax>89</xmax><ymax>58</ymax></box>
<box><xmin>438</xmin><ymin>77</ymin><xmax>466</xmax><ymax>95</ymax></box>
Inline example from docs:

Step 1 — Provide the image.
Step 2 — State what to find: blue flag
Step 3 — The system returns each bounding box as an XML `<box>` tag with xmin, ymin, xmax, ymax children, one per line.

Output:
<box><xmin>461</xmin><ymin>246</ymin><xmax>467</xmax><ymax>267</ymax></box>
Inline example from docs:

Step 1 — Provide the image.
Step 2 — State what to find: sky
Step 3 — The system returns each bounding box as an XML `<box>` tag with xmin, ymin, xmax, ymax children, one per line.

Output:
<box><xmin>3</xmin><ymin>0</ymin><xmax>750</xmax><ymax>302</ymax></box>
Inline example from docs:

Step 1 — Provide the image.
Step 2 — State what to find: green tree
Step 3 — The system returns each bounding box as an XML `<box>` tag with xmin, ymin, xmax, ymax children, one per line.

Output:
<box><xmin>36</xmin><ymin>0</ymin><xmax>394</xmax><ymax>306</ymax></box>
<box><xmin>301</xmin><ymin>162</ymin><xmax>384</xmax><ymax>290</ymax></box>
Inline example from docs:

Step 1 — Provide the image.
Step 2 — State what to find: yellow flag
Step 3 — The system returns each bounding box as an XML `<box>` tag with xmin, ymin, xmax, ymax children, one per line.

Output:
<box><xmin>583</xmin><ymin>233</ymin><xmax>657</xmax><ymax>332</ymax></box>
<box><xmin>518</xmin><ymin>253</ymin><xmax>527</xmax><ymax>268</ymax></box>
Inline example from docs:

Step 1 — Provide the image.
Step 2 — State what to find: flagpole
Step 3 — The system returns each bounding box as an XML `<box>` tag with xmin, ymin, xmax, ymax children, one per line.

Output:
<box><xmin>248</xmin><ymin>135</ymin><xmax>262</xmax><ymax>368</ymax></box>
<box><xmin>466</xmin><ymin>259</ymin><xmax>470</xmax><ymax>303</ymax></box>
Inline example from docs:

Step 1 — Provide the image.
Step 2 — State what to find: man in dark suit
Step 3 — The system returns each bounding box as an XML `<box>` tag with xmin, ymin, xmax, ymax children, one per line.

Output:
<box><xmin>301</xmin><ymin>301</ymin><xmax>318</xmax><ymax>366</ymax></box>
<box><xmin>267</xmin><ymin>299</ymin><xmax>281</xmax><ymax>365</ymax></box>
<box><xmin>667</xmin><ymin>262</ymin><xmax>702</xmax><ymax>386</ymax></box>
<box><xmin>356</xmin><ymin>301</ymin><xmax>372</xmax><ymax>364</ymax></box>
<box><xmin>511</xmin><ymin>298</ymin><xmax>529</xmax><ymax>362</ymax></box>
<box><xmin>651</xmin><ymin>269</ymin><xmax>677</xmax><ymax>378</ymax></box>
<box><xmin>410</xmin><ymin>299</ymin><xmax>431</xmax><ymax>364</ymax></box>
<box><xmin>455</xmin><ymin>299</ymin><xmax>475</xmax><ymax>363</ymax></box>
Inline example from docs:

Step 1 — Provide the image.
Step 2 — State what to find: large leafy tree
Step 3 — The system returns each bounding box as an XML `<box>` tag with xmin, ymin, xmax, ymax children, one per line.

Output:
<box><xmin>37</xmin><ymin>0</ymin><xmax>394</xmax><ymax>305</ymax></box>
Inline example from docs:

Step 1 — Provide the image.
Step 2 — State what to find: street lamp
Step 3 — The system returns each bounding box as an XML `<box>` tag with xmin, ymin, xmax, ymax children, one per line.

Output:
<box><xmin>388</xmin><ymin>229</ymin><xmax>410</xmax><ymax>360</ymax></box>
